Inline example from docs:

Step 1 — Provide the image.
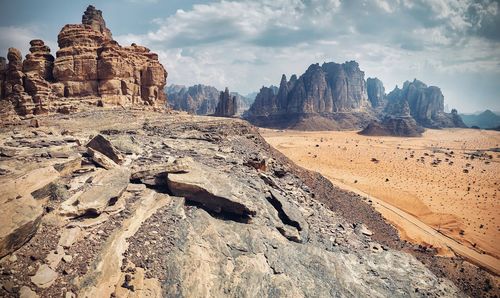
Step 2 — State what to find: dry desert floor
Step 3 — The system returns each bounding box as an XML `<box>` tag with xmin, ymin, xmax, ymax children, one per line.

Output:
<box><xmin>262</xmin><ymin>128</ymin><xmax>500</xmax><ymax>273</ymax></box>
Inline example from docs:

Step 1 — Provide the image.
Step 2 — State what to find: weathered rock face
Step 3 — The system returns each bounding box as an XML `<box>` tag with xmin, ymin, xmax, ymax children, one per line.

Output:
<box><xmin>366</xmin><ymin>77</ymin><xmax>386</xmax><ymax>108</ymax></box>
<box><xmin>246</xmin><ymin>85</ymin><xmax>278</xmax><ymax>116</ymax></box>
<box><xmin>214</xmin><ymin>87</ymin><xmax>237</xmax><ymax>117</ymax></box>
<box><xmin>167</xmin><ymin>84</ymin><xmax>220</xmax><ymax>114</ymax></box>
<box><xmin>54</xmin><ymin>6</ymin><xmax>167</xmax><ymax>106</ymax></box>
<box><xmin>167</xmin><ymin>84</ymin><xmax>252</xmax><ymax>115</ymax></box>
<box><xmin>81</xmin><ymin>5</ymin><xmax>112</xmax><ymax>40</ymax></box>
<box><xmin>386</xmin><ymin>79</ymin><xmax>466</xmax><ymax>128</ymax></box>
<box><xmin>23</xmin><ymin>40</ymin><xmax>55</xmax><ymax>112</ymax></box>
<box><xmin>253</xmin><ymin>61</ymin><xmax>369</xmax><ymax>115</ymax></box>
<box><xmin>246</xmin><ymin>61</ymin><xmax>372</xmax><ymax>129</ymax></box>
<box><xmin>360</xmin><ymin>116</ymin><xmax>424</xmax><ymax>137</ymax></box>
<box><xmin>0</xmin><ymin>5</ymin><xmax>167</xmax><ymax>117</ymax></box>
<box><xmin>1</xmin><ymin>48</ymin><xmax>33</xmax><ymax>115</ymax></box>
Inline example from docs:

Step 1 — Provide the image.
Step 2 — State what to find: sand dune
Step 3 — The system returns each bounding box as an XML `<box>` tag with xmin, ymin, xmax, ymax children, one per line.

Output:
<box><xmin>262</xmin><ymin>128</ymin><xmax>500</xmax><ymax>265</ymax></box>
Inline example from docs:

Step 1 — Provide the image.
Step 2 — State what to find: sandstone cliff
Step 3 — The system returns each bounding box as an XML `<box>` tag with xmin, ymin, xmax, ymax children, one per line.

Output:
<box><xmin>246</xmin><ymin>61</ymin><xmax>374</xmax><ymax>130</ymax></box>
<box><xmin>214</xmin><ymin>87</ymin><xmax>238</xmax><ymax>117</ymax></box>
<box><xmin>366</xmin><ymin>77</ymin><xmax>386</xmax><ymax>108</ymax></box>
<box><xmin>0</xmin><ymin>5</ymin><xmax>167</xmax><ymax>116</ymax></box>
<box><xmin>386</xmin><ymin>79</ymin><xmax>466</xmax><ymax>128</ymax></box>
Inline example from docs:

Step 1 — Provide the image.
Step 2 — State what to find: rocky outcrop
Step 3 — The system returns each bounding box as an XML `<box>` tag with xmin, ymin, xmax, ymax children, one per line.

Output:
<box><xmin>167</xmin><ymin>84</ymin><xmax>252</xmax><ymax>115</ymax></box>
<box><xmin>0</xmin><ymin>5</ymin><xmax>167</xmax><ymax>116</ymax></box>
<box><xmin>167</xmin><ymin>84</ymin><xmax>220</xmax><ymax>114</ymax></box>
<box><xmin>54</xmin><ymin>6</ymin><xmax>167</xmax><ymax>106</ymax></box>
<box><xmin>1</xmin><ymin>109</ymin><xmax>494</xmax><ymax>297</ymax></box>
<box><xmin>246</xmin><ymin>61</ymin><xmax>372</xmax><ymax>130</ymax></box>
<box><xmin>386</xmin><ymin>79</ymin><xmax>466</xmax><ymax>128</ymax></box>
<box><xmin>246</xmin><ymin>85</ymin><xmax>278</xmax><ymax>116</ymax></box>
<box><xmin>81</xmin><ymin>4</ymin><xmax>112</xmax><ymax>40</ymax></box>
<box><xmin>359</xmin><ymin>116</ymin><xmax>424</xmax><ymax>137</ymax></box>
<box><xmin>23</xmin><ymin>40</ymin><xmax>55</xmax><ymax>113</ymax></box>
<box><xmin>366</xmin><ymin>77</ymin><xmax>386</xmax><ymax>108</ymax></box>
<box><xmin>214</xmin><ymin>87</ymin><xmax>237</xmax><ymax>117</ymax></box>
<box><xmin>2</xmin><ymin>48</ymin><xmax>33</xmax><ymax>115</ymax></box>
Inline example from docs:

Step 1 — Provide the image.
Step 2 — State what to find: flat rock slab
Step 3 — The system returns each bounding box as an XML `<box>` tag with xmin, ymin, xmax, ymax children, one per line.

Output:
<box><xmin>0</xmin><ymin>197</ymin><xmax>43</xmax><ymax>258</ymax></box>
<box><xmin>167</xmin><ymin>161</ymin><xmax>256</xmax><ymax>217</ymax></box>
<box><xmin>31</xmin><ymin>264</ymin><xmax>58</xmax><ymax>288</ymax></box>
<box><xmin>61</xmin><ymin>168</ymin><xmax>130</xmax><ymax>217</ymax></box>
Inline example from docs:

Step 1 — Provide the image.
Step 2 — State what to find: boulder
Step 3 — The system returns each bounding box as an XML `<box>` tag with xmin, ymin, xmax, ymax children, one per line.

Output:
<box><xmin>131</xmin><ymin>157</ymin><xmax>192</xmax><ymax>186</ymax></box>
<box><xmin>86</xmin><ymin>134</ymin><xmax>123</xmax><ymax>164</ymax></box>
<box><xmin>87</xmin><ymin>147</ymin><xmax>117</xmax><ymax>170</ymax></box>
<box><xmin>31</xmin><ymin>264</ymin><xmax>58</xmax><ymax>288</ymax></box>
<box><xmin>167</xmin><ymin>162</ymin><xmax>257</xmax><ymax>217</ymax></box>
<box><xmin>19</xmin><ymin>286</ymin><xmax>39</xmax><ymax>298</ymax></box>
<box><xmin>60</xmin><ymin>168</ymin><xmax>130</xmax><ymax>217</ymax></box>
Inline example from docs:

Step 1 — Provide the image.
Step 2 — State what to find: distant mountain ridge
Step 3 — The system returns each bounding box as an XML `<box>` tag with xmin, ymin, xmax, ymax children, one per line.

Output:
<box><xmin>166</xmin><ymin>84</ymin><xmax>254</xmax><ymax>115</ymax></box>
<box><xmin>245</xmin><ymin>61</ymin><xmax>467</xmax><ymax>134</ymax></box>
<box><xmin>460</xmin><ymin>110</ymin><xmax>500</xmax><ymax>129</ymax></box>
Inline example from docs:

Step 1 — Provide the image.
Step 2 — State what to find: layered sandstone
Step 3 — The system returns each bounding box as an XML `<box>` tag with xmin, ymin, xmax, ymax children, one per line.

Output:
<box><xmin>0</xmin><ymin>5</ymin><xmax>167</xmax><ymax>117</ymax></box>
<box><xmin>53</xmin><ymin>5</ymin><xmax>167</xmax><ymax>106</ymax></box>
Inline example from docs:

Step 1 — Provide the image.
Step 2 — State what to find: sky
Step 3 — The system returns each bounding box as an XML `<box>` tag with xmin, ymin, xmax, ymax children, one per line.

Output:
<box><xmin>1</xmin><ymin>0</ymin><xmax>499</xmax><ymax>113</ymax></box>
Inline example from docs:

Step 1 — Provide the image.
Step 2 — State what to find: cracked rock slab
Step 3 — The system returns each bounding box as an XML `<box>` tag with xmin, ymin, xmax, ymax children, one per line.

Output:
<box><xmin>167</xmin><ymin>161</ymin><xmax>257</xmax><ymax>217</ymax></box>
<box><xmin>60</xmin><ymin>168</ymin><xmax>130</xmax><ymax>217</ymax></box>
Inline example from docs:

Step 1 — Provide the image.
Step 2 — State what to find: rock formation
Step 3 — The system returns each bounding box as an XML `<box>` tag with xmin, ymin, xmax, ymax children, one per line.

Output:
<box><xmin>0</xmin><ymin>5</ymin><xmax>167</xmax><ymax>116</ymax></box>
<box><xmin>360</xmin><ymin>116</ymin><xmax>424</xmax><ymax>137</ymax></box>
<box><xmin>214</xmin><ymin>87</ymin><xmax>238</xmax><ymax>117</ymax></box>
<box><xmin>0</xmin><ymin>109</ymin><xmax>482</xmax><ymax>297</ymax></box>
<box><xmin>361</xmin><ymin>97</ymin><xmax>424</xmax><ymax>137</ymax></box>
<box><xmin>386</xmin><ymin>79</ymin><xmax>466</xmax><ymax>128</ymax></box>
<box><xmin>53</xmin><ymin>5</ymin><xmax>166</xmax><ymax>106</ymax></box>
<box><xmin>246</xmin><ymin>85</ymin><xmax>279</xmax><ymax>116</ymax></box>
<box><xmin>23</xmin><ymin>40</ymin><xmax>55</xmax><ymax>114</ymax></box>
<box><xmin>167</xmin><ymin>84</ymin><xmax>252</xmax><ymax>115</ymax></box>
<box><xmin>167</xmin><ymin>84</ymin><xmax>220</xmax><ymax>115</ymax></box>
<box><xmin>245</xmin><ymin>61</ymin><xmax>374</xmax><ymax>130</ymax></box>
<box><xmin>366</xmin><ymin>77</ymin><xmax>386</xmax><ymax>108</ymax></box>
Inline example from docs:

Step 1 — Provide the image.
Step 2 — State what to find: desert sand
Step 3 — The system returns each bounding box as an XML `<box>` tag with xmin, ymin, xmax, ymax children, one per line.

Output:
<box><xmin>262</xmin><ymin>128</ymin><xmax>500</xmax><ymax>269</ymax></box>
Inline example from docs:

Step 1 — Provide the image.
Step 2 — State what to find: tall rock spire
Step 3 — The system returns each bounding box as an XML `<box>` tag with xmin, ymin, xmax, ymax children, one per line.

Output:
<box><xmin>82</xmin><ymin>5</ymin><xmax>112</xmax><ymax>39</ymax></box>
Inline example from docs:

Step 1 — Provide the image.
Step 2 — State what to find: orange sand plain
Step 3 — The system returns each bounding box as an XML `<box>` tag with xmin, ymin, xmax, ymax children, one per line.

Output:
<box><xmin>262</xmin><ymin>128</ymin><xmax>500</xmax><ymax>262</ymax></box>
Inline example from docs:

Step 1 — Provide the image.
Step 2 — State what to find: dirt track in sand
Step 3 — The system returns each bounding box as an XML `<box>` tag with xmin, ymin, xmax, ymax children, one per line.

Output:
<box><xmin>262</xmin><ymin>128</ymin><xmax>500</xmax><ymax>274</ymax></box>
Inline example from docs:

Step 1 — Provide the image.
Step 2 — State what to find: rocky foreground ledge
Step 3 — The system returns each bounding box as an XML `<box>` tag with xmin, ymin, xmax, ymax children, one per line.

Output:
<box><xmin>0</xmin><ymin>109</ymin><xmax>473</xmax><ymax>297</ymax></box>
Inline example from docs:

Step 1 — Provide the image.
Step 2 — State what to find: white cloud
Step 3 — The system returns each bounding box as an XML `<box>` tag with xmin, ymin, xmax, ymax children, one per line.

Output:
<box><xmin>0</xmin><ymin>26</ymin><xmax>57</xmax><ymax>59</ymax></box>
